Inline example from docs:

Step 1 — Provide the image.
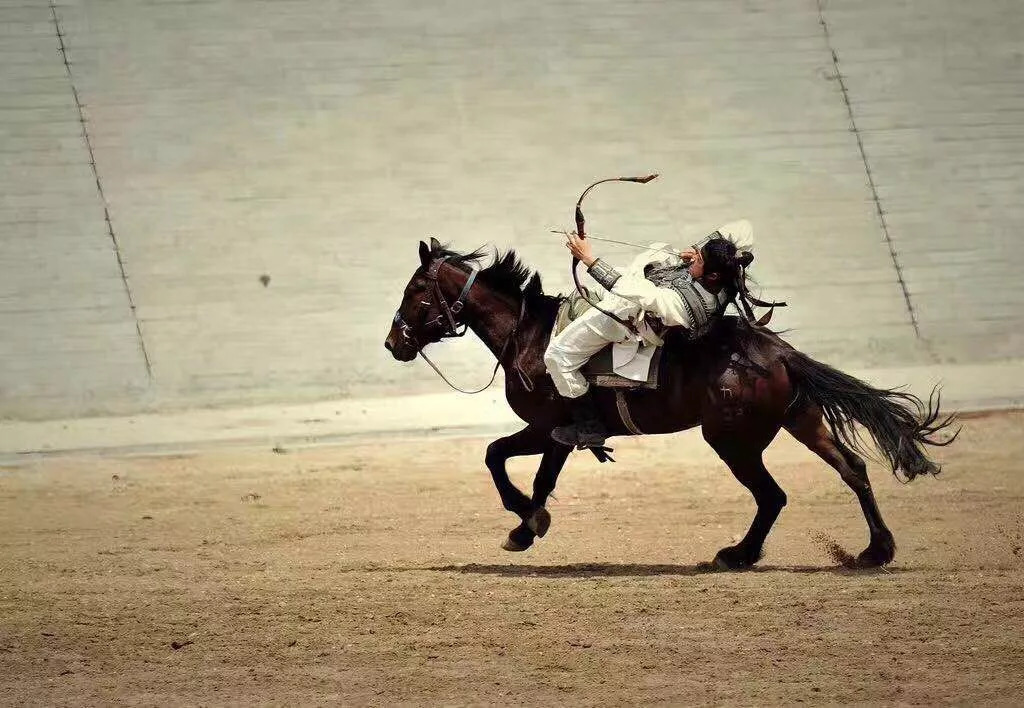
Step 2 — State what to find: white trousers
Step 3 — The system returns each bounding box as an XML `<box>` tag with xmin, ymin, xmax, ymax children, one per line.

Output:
<box><xmin>544</xmin><ymin>296</ymin><xmax>639</xmax><ymax>398</ymax></box>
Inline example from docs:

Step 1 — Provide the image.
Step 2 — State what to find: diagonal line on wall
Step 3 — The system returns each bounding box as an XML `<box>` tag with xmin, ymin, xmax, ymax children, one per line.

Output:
<box><xmin>48</xmin><ymin>0</ymin><xmax>154</xmax><ymax>378</ymax></box>
<box><xmin>816</xmin><ymin>0</ymin><xmax>921</xmax><ymax>338</ymax></box>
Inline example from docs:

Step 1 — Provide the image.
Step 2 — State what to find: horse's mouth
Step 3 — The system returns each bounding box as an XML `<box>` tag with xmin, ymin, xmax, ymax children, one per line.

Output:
<box><xmin>385</xmin><ymin>340</ymin><xmax>417</xmax><ymax>362</ymax></box>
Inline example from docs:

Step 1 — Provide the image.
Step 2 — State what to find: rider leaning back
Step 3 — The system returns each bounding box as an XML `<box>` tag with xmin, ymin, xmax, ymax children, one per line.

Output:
<box><xmin>544</xmin><ymin>221</ymin><xmax>756</xmax><ymax>449</ymax></box>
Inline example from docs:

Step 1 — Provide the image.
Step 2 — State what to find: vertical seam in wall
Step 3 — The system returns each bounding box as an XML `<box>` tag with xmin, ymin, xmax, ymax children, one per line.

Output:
<box><xmin>816</xmin><ymin>0</ymin><xmax>921</xmax><ymax>338</ymax></box>
<box><xmin>49</xmin><ymin>1</ymin><xmax>154</xmax><ymax>378</ymax></box>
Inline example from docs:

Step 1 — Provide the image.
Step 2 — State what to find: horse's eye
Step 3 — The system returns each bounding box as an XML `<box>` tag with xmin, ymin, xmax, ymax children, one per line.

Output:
<box><xmin>419</xmin><ymin>300</ymin><xmax>432</xmax><ymax>307</ymax></box>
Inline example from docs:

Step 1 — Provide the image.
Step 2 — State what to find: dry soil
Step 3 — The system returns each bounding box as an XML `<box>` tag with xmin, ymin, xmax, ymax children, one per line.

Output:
<box><xmin>1</xmin><ymin>412</ymin><xmax>1022</xmax><ymax>705</ymax></box>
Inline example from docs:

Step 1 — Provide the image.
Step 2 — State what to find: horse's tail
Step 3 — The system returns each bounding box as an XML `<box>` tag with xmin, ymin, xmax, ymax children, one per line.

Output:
<box><xmin>782</xmin><ymin>350</ymin><xmax>960</xmax><ymax>481</ymax></box>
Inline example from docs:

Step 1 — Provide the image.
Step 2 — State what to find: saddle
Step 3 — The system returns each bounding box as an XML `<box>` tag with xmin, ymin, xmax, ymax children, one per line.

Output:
<box><xmin>553</xmin><ymin>291</ymin><xmax>664</xmax><ymax>391</ymax></box>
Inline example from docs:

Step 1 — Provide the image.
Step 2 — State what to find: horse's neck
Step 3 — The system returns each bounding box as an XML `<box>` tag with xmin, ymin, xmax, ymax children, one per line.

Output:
<box><xmin>463</xmin><ymin>288</ymin><xmax>518</xmax><ymax>360</ymax></box>
<box><xmin>464</xmin><ymin>287</ymin><xmax>554</xmax><ymax>366</ymax></box>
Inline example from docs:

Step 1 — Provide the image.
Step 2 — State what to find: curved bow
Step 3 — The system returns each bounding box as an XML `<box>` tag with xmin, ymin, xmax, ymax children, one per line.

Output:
<box><xmin>571</xmin><ymin>174</ymin><xmax>659</xmax><ymax>333</ymax></box>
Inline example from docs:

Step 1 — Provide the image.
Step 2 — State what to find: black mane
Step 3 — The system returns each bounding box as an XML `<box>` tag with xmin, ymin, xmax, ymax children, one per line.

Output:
<box><xmin>430</xmin><ymin>243</ymin><xmax>559</xmax><ymax>311</ymax></box>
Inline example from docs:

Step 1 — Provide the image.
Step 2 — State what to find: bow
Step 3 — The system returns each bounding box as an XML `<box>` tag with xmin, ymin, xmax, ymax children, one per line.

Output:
<box><xmin>571</xmin><ymin>174</ymin><xmax>659</xmax><ymax>333</ymax></box>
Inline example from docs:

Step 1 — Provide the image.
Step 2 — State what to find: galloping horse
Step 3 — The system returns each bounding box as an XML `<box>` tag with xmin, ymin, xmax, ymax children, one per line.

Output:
<box><xmin>384</xmin><ymin>238</ymin><xmax>956</xmax><ymax>568</ymax></box>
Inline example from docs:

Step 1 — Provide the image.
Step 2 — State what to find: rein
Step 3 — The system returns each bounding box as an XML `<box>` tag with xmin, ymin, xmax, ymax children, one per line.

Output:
<box><xmin>394</xmin><ymin>257</ymin><xmax>533</xmax><ymax>394</ymax></box>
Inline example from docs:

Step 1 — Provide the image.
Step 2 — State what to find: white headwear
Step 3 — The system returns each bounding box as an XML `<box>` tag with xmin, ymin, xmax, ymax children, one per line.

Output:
<box><xmin>714</xmin><ymin>219</ymin><xmax>753</xmax><ymax>247</ymax></box>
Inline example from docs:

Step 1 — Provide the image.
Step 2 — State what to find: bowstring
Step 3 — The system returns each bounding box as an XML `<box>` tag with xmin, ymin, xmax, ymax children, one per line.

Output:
<box><xmin>549</xmin><ymin>229</ymin><xmax>711</xmax><ymax>259</ymax></box>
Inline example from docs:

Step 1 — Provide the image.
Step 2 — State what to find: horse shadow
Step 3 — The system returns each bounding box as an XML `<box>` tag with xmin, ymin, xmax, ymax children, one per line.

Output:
<box><xmin>423</xmin><ymin>562</ymin><xmax>910</xmax><ymax>578</ymax></box>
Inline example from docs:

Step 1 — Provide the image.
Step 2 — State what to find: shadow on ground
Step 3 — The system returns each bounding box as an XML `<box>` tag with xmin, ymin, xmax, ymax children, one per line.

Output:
<box><xmin>419</xmin><ymin>562</ymin><xmax>909</xmax><ymax>578</ymax></box>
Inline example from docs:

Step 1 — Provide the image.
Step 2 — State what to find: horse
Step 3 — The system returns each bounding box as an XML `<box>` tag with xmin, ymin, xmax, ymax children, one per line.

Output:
<box><xmin>384</xmin><ymin>238</ymin><xmax>957</xmax><ymax>569</ymax></box>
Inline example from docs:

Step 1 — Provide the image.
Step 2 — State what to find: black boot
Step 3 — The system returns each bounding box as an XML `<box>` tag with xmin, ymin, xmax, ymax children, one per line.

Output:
<box><xmin>551</xmin><ymin>390</ymin><xmax>607</xmax><ymax>448</ymax></box>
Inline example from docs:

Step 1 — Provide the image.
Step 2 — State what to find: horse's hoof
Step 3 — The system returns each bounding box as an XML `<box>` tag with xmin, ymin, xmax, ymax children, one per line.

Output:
<box><xmin>503</xmin><ymin>524</ymin><xmax>535</xmax><ymax>552</ymax></box>
<box><xmin>527</xmin><ymin>507</ymin><xmax>551</xmax><ymax>537</ymax></box>
<box><xmin>712</xmin><ymin>545</ymin><xmax>759</xmax><ymax>571</ymax></box>
<box><xmin>856</xmin><ymin>535</ymin><xmax>896</xmax><ymax>567</ymax></box>
<box><xmin>502</xmin><ymin>535</ymin><xmax>530</xmax><ymax>552</ymax></box>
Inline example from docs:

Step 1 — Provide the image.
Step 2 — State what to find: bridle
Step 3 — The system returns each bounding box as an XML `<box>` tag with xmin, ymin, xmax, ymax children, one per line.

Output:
<box><xmin>393</xmin><ymin>257</ymin><xmax>477</xmax><ymax>341</ymax></box>
<box><xmin>393</xmin><ymin>256</ymin><xmax>532</xmax><ymax>394</ymax></box>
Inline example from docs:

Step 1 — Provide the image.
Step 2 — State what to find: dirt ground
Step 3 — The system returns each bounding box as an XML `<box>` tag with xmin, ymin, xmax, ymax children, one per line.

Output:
<box><xmin>1</xmin><ymin>411</ymin><xmax>1022</xmax><ymax>706</ymax></box>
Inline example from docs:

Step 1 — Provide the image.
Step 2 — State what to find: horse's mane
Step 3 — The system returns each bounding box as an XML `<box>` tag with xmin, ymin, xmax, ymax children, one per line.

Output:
<box><xmin>430</xmin><ymin>243</ymin><xmax>562</xmax><ymax>316</ymax></box>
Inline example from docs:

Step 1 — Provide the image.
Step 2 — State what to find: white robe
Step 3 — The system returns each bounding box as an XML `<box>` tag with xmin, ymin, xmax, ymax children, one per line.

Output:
<box><xmin>543</xmin><ymin>220</ymin><xmax>752</xmax><ymax>398</ymax></box>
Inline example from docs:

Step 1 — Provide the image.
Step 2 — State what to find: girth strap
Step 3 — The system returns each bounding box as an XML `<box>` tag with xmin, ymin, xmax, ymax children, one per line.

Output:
<box><xmin>615</xmin><ymin>390</ymin><xmax>644</xmax><ymax>435</ymax></box>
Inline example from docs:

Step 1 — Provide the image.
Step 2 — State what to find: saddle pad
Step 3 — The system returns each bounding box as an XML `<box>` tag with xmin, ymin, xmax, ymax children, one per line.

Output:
<box><xmin>583</xmin><ymin>342</ymin><xmax>663</xmax><ymax>390</ymax></box>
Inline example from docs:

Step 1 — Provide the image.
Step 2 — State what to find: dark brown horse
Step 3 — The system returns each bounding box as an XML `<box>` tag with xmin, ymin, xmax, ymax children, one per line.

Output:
<box><xmin>384</xmin><ymin>239</ymin><xmax>957</xmax><ymax>568</ymax></box>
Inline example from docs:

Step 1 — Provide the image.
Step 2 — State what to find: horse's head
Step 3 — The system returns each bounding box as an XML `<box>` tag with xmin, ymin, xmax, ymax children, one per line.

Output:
<box><xmin>384</xmin><ymin>238</ymin><xmax>471</xmax><ymax>361</ymax></box>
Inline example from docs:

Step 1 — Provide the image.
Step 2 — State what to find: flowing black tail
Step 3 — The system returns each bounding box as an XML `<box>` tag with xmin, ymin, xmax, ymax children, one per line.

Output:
<box><xmin>783</xmin><ymin>350</ymin><xmax>960</xmax><ymax>481</ymax></box>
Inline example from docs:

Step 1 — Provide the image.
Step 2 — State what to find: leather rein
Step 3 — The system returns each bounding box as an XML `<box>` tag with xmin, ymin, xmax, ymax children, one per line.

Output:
<box><xmin>393</xmin><ymin>257</ymin><xmax>533</xmax><ymax>394</ymax></box>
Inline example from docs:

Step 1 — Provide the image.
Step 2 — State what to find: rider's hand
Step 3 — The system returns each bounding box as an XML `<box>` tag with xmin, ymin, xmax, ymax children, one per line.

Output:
<box><xmin>679</xmin><ymin>247</ymin><xmax>699</xmax><ymax>264</ymax></box>
<box><xmin>566</xmin><ymin>232</ymin><xmax>597</xmax><ymax>267</ymax></box>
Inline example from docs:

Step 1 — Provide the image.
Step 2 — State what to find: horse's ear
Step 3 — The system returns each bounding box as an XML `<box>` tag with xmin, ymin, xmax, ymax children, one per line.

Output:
<box><xmin>429</xmin><ymin>236</ymin><xmax>441</xmax><ymax>252</ymax></box>
<box><xmin>418</xmin><ymin>240</ymin><xmax>430</xmax><ymax>266</ymax></box>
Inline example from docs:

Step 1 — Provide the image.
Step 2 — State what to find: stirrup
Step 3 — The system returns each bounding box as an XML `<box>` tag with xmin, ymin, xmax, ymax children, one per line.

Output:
<box><xmin>550</xmin><ymin>424</ymin><xmax>578</xmax><ymax>447</ymax></box>
<box><xmin>575</xmin><ymin>432</ymin><xmax>608</xmax><ymax>450</ymax></box>
<box><xmin>551</xmin><ymin>423</ymin><xmax>607</xmax><ymax>449</ymax></box>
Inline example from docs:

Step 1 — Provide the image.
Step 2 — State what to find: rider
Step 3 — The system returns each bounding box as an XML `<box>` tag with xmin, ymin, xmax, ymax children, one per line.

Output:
<box><xmin>544</xmin><ymin>220</ymin><xmax>756</xmax><ymax>448</ymax></box>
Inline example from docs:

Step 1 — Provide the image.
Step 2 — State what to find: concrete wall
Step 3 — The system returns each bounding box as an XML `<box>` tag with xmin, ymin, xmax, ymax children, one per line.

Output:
<box><xmin>2</xmin><ymin>0</ymin><xmax>1022</xmax><ymax>420</ymax></box>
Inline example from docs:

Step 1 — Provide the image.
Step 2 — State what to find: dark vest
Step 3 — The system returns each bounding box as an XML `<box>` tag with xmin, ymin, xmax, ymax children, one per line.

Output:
<box><xmin>645</xmin><ymin>265</ymin><xmax>730</xmax><ymax>339</ymax></box>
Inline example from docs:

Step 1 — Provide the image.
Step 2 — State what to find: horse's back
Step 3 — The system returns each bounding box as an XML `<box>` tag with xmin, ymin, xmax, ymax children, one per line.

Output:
<box><xmin>617</xmin><ymin>317</ymin><xmax>793</xmax><ymax>435</ymax></box>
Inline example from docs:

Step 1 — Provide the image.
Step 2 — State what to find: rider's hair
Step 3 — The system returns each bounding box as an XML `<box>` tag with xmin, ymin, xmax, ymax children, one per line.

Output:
<box><xmin>701</xmin><ymin>236</ymin><xmax>768</xmax><ymax>322</ymax></box>
<box><xmin>701</xmin><ymin>237</ymin><xmax>753</xmax><ymax>282</ymax></box>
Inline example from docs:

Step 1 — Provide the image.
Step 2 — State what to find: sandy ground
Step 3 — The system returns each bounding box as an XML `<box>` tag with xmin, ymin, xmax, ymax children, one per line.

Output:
<box><xmin>1</xmin><ymin>412</ymin><xmax>1022</xmax><ymax>706</ymax></box>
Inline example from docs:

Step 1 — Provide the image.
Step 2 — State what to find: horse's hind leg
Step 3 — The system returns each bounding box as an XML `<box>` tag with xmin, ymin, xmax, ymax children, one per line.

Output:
<box><xmin>703</xmin><ymin>428</ymin><xmax>787</xmax><ymax>570</ymax></box>
<box><xmin>785</xmin><ymin>404</ymin><xmax>896</xmax><ymax>566</ymax></box>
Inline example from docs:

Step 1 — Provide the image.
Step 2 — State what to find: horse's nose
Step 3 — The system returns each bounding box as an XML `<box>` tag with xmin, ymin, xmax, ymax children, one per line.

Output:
<box><xmin>384</xmin><ymin>336</ymin><xmax>395</xmax><ymax>352</ymax></box>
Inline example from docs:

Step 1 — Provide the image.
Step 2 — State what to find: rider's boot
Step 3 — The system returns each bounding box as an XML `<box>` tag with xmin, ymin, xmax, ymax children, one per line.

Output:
<box><xmin>551</xmin><ymin>389</ymin><xmax>607</xmax><ymax>448</ymax></box>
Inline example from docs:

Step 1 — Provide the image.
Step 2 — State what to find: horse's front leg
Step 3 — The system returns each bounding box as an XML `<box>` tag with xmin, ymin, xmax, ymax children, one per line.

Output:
<box><xmin>502</xmin><ymin>440</ymin><xmax>574</xmax><ymax>552</ymax></box>
<box><xmin>485</xmin><ymin>426</ymin><xmax>548</xmax><ymax>549</ymax></box>
<box><xmin>527</xmin><ymin>441</ymin><xmax>573</xmax><ymax>534</ymax></box>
